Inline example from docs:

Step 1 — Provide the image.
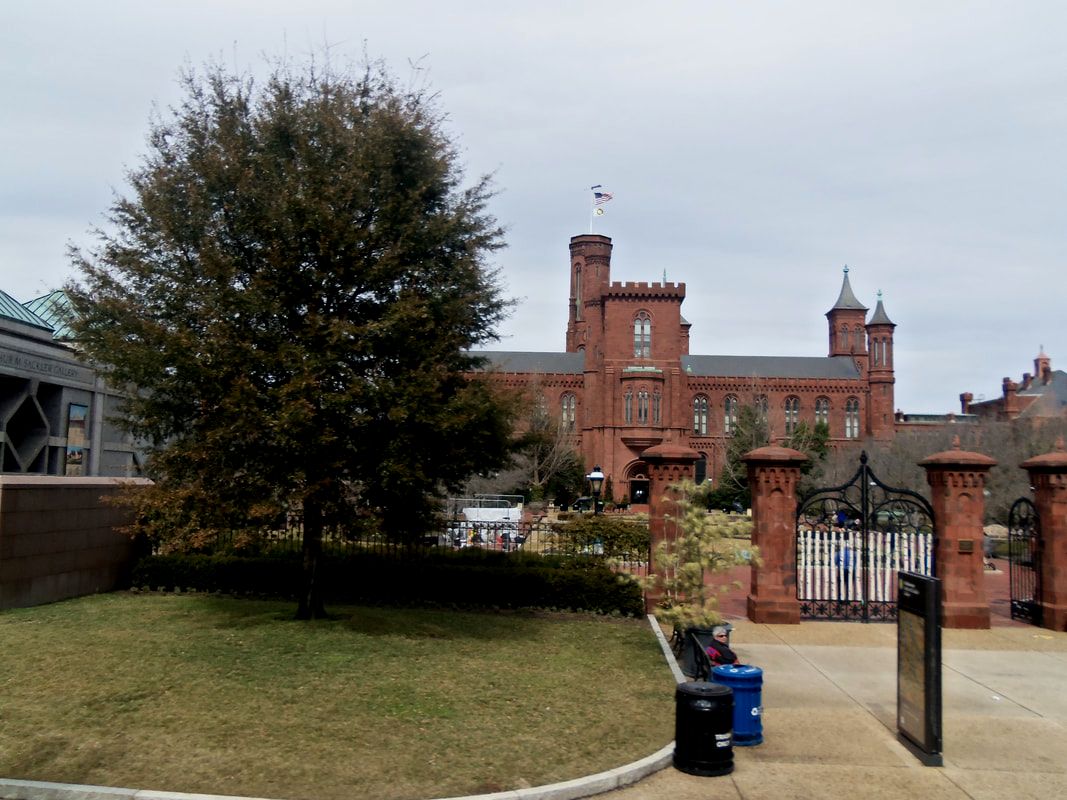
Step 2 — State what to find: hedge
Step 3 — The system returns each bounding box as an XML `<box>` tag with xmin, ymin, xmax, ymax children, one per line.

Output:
<box><xmin>131</xmin><ymin>549</ymin><xmax>645</xmax><ymax>616</ymax></box>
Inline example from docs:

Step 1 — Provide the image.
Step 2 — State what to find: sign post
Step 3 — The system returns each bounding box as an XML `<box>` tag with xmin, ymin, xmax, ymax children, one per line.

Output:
<box><xmin>897</xmin><ymin>570</ymin><xmax>942</xmax><ymax>766</ymax></box>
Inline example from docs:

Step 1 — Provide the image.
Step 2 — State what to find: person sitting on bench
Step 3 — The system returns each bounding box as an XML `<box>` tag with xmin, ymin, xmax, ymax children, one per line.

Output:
<box><xmin>704</xmin><ymin>625</ymin><xmax>741</xmax><ymax>667</ymax></box>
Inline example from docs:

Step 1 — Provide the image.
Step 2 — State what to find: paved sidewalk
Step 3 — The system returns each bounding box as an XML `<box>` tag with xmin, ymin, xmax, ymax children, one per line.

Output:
<box><xmin>600</xmin><ymin>618</ymin><xmax>1067</xmax><ymax>800</ymax></box>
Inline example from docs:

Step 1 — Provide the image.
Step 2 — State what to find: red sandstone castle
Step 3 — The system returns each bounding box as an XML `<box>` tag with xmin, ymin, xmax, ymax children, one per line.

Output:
<box><xmin>476</xmin><ymin>234</ymin><xmax>897</xmax><ymax>504</ymax></box>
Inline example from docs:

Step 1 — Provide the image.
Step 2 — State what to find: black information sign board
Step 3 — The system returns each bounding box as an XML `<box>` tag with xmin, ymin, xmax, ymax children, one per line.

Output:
<box><xmin>897</xmin><ymin>570</ymin><xmax>942</xmax><ymax>766</ymax></box>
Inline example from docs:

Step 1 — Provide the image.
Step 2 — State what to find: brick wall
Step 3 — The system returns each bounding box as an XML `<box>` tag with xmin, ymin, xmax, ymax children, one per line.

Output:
<box><xmin>0</xmin><ymin>475</ymin><xmax>150</xmax><ymax>609</ymax></box>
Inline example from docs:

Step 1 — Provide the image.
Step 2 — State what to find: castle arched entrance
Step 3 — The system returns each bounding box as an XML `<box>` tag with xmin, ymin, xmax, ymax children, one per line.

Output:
<box><xmin>624</xmin><ymin>461</ymin><xmax>650</xmax><ymax>506</ymax></box>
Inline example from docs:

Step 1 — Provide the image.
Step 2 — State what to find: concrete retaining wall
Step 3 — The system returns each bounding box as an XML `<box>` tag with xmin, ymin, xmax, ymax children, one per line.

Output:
<box><xmin>0</xmin><ymin>475</ymin><xmax>151</xmax><ymax>609</ymax></box>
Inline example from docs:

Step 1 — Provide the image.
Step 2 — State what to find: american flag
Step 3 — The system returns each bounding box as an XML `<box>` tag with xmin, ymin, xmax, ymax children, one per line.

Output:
<box><xmin>591</xmin><ymin>184</ymin><xmax>614</xmax><ymax>205</ymax></box>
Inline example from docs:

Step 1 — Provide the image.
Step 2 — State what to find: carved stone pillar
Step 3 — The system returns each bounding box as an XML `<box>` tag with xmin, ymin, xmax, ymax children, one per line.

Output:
<box><xmin>641</xmin><ymin>442</ymin><xmax>700</xmax><ymax>613</ymax></box>
<box><xmin>742</xmin><ymin>446</ymin><xmax>808</xmax><ymax>624</ymax></box>
<box><xmin>919</xmin><ymin>442</ymin><xmax>996</xmax><ymax>629</ymax></box>
<box><xmin>1020</xmin><ymin>441</ymin><xmax>1067</xmax><ymax>632</ymax></box>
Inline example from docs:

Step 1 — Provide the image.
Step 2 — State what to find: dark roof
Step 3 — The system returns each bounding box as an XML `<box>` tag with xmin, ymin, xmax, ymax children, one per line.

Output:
<box><xmin>0</xmin><ymin>289</ymin><xmax>52</xmax><ymax>331</ymax></box>
<box><xmin>472</xmin><ymin>350</ymin><xmax>862</xmax><ymax>380</ymax></box>
<box><xmin>471</xmin><ymin>351</ymin><xmax>584</xmax><ymax>374</ymax></box>
<box><xmin>827</xmin><ymin>269</ymin><xmax>867</xmax><ymax>313</ymax></box>
<box><xmin>1018</xmin><ymin>371</ymin><xmax>1067</xmax><ymax>417</ymax></box>
<box><xmin>682</xmin><ymin>354</ymin><xmax>862</xmax><ymax>380</ymax></box>
<box><xmin>867</xmin><ymin>297</ymin><xmax>895</xmax><ymax>327</ymax></box>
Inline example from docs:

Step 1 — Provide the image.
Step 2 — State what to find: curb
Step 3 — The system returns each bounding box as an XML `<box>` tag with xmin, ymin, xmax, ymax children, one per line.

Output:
<box><xmin>1</xmin><ymin>618</ymin><xmax>679</xmax><ymax>800</ymax></box>
<box><xmin>0</xmin><ymin>744</ymin><xmax>674</xmax><ymax>800</ymax></box>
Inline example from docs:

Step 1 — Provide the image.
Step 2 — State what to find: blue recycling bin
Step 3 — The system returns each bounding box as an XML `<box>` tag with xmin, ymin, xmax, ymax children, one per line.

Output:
<box><xmin>711</xmin><ymin>664</ymin><xmax>763</xmax><ymax>745</ymax></box>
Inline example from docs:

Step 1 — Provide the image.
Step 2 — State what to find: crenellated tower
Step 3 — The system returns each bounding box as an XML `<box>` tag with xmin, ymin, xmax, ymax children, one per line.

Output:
<box><xmin>566</xmin><ymin>234</ymin><xmax>613</xmax><ymax>358</ymax></box>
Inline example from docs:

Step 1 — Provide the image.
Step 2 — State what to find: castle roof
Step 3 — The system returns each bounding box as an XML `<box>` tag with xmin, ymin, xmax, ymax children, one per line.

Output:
<box><xmin>472</xmin><ymin>351</ymin><xmax>863</xmax><ymax>381</ymax></box>
<box><xmin>827</xmin><ymin>267</ymin><xmax>867</xmax><ymax>314</ymax></box>
<box><xmin>867</xmin><ymin>294</ymin><xmax>895</xmax><ymax>327</ymax></box>
<box><xmin>682</xmin><ymin>355</ymin><xmax>861</xmax><ymax>380</ymax></box>
<box><xmin>473</xmin><ymin>351</ymin><xmax>584</xmax><ymax>374</ymax></box>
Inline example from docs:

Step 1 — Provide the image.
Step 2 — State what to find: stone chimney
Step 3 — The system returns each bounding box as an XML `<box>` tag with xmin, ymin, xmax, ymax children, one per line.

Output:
<box><xmin>1002</xmin><ymin>378</ymin><xmax>1019</xmax><ymax>419</ymax></box>
<box><xmin>960</xmin><ymin>393</ymin><xmax>973</xmax><ymax>414</ymax></box>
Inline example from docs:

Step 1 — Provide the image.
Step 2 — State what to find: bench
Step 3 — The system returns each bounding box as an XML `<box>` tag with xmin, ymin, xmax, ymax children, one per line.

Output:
<box><xmin>671</xmin><ymin>624</ymin><xmax>733</xmax><ymax>681</ymax></box>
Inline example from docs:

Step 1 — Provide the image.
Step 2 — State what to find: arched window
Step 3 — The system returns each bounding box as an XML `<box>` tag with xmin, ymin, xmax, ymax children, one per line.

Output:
<box><xmin>693</xmin><ymin>395</ymin><xmax>709</xmax><ymax>435</ymax></box>
<box><xmin>574</xmin><ymin>266</ymin><xmax>582</xmax><ymax>321</ymax></box>
<box><xmin>724</xmin><ymin>395</ymin><xmax>738</xmax><ymax>435</ymax></box>
<box><xmin>845</xmin><ymin>397</ymin><xmax>860</xmax><ymax>439</ymax></box>
<box><xmin>755</xmin><ymin>394</ymin><xmax>769</xmax><ymax>419</ymax></box>
<box><xmin>815</xmin><ymin>397</ymin><xmax>830</xmax><ymax>427</ymax></box>
<box><xmin>633</xmin><ymin>311</ymin><xmax>652</xmax><ymax>358</ymax></box>
<box><xmin>853</xmin><ymin>325</ymin><xmax>864</xmax><ymax>352</ymax></box>
<box><xmin>872</xmin><ymin>336</ymin><xmax>880</xmax><ymax>366</ymax></box>
<box><xmin>637</xmin><ymin>390</ymin><xmax>650</xmax><ymax>424</ymax></box>
<box><xmin>839</xmin><ymin>324</ymin><xmax>849</xmax><ymax>350</ymax></box>
<box><xmin>652</xmin><ymin>390</ymin><xmax>662</xmax><ymax>425</ymax></box>
<box><xmin>560</xmin><ymin>393</ymin><xmax>576</xmax><ymax>431</ymax></box>
<box><xmin>784</xmin><ymin>396</ymin><xmax>800</xmax><ymax>435</ymax></box>
<box><xmin>624</xmin><ymin>389</ymin><xmax>633</xmax><ymax>424</ymax></box>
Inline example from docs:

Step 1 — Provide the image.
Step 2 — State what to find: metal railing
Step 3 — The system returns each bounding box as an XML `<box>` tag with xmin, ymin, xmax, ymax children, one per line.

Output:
<box><xmin>155</xmin><ymin>517</ymin><xmax>652</xmax><ymax>577</ymax></box>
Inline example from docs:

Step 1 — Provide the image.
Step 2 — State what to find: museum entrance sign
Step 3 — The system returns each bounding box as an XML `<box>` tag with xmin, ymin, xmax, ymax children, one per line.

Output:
<box><xmin>897</xmin><ymin>570</ymin><xmax>942</xmax><ymax>766</ymax></box>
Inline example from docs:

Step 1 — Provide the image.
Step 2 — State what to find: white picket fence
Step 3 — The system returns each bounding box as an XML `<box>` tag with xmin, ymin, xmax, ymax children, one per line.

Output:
<box><xmin>797</xmin><ymin>527</ymin><xmax>933</xmax><ymax>602</ymax></box>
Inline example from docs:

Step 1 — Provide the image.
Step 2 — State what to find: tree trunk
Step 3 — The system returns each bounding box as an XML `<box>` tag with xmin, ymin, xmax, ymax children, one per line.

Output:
<box><xmin>296</xmin><ymin>495</ymin><xmax>328</xmax><ymax>620</ymax></box>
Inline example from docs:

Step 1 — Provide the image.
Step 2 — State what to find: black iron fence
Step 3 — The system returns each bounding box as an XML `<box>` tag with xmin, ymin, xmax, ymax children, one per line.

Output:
<box><xmin>155</xmin><ymin>517</ymin><xmax>653</xmax><ymax>577</ymax></box>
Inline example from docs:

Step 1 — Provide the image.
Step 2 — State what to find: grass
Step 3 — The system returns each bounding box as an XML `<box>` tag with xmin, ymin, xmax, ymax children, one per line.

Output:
<box><xmin>0</xmin><ymin>593</ymin><xmax>674</xmax><ymax>800</ymax></box>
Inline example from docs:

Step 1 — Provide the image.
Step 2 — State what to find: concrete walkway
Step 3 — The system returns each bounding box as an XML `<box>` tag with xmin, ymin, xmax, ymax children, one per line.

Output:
<box><xmin>600</xmin><ymin>617</ymin><xmax>1067</xmax><ymax>800</ymax></box>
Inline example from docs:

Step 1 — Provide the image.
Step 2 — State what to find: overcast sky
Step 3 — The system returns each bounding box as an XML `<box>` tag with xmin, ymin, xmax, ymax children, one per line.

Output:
<box><xmin>2</xmin><ymin>2</ymin><xmax>1064</xmax><ymax>414</ymax></box>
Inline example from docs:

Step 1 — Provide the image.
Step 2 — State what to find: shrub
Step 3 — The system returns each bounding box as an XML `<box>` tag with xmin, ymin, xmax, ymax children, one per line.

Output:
<box><xmin>131</xmin><ymin>549</ymin><xmax>644</xmax><ymax>616</ymax></box>
<box><xmin>547</xmin><ymin>515</ymin><xmax>651</xmax><ymax>559</ymax></box>
<box><xmin>642</xmin><ymin>480</ymin><xmax>759</xmax><ymax>630</ymax></box>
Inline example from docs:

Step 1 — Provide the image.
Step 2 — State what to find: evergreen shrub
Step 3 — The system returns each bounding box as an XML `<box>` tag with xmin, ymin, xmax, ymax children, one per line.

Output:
<box><xmin>131</xmin><ymin>549</ymin><xmax>644</xmax><ymax>616</ymax></box>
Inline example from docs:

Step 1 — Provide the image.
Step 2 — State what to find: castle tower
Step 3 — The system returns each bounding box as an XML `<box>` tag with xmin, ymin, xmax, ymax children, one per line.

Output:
<box><xmin>566</xmin><ymin>234</ymin><xmax>613</xmax><ymax>356</ymax></box>
<box><xmin>826</xmin><ymin>266</ymin><xmax>869</xmax><ymax>366</ymax></box>
<box><xmin>866</xmin><ymin>291</ymin><xmax>896</xmax><ymax>440</ymax></box>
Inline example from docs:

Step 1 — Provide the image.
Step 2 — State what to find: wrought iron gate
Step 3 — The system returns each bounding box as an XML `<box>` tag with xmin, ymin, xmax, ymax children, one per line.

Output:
<box><xmin>796</xmin><ymin>452</ymin><xmax>936</xmax><ymax>622</ymax></box>
<box><xmin>1008</xmin><ymin>497</ymin><xmax>1041</xmax><ymax>625</ymax></box>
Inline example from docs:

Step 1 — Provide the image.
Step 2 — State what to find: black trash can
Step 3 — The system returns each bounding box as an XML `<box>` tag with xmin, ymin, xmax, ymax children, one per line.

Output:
<box><xmin>673</xmin><ymin>681</ymin><xmax>734</xmax><ymax>776</ymax></box>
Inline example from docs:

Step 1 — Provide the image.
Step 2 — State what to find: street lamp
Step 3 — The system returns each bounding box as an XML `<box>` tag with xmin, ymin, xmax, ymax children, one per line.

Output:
<box><xmin>586</xmin><ymin>465</ymin><xmax>605</xmax><ymax>515</ymax></box>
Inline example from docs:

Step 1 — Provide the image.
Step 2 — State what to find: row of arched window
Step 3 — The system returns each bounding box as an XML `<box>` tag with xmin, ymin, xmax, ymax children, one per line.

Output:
<box><xmin>693</xmin><ymin>395</ymin><xmax>861</xmax><ymax>438</ymax></box>
<box><xmin>624</xmin><ymin>388</ymin><xmax>661</xmax><ymax>425</ymax></box>
<box><xmin>838</xmin><ymin>324</ymin><xmax>866</xmax><ymax>353</ymax></box>
<box><xmin>558</xmin><ymin>391</ymin><xmax>863</xmax><ymax>439</ymax></box>
<box><xmin>870</xmin><ymin>336</ymin><xmax>892</xmax><ymax>367</ymax></box>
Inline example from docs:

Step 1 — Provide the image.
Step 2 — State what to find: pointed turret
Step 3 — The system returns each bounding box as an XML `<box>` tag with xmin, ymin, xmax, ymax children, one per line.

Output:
<box><xmin>866</xmin><ymin>290</ymin><xmax>896</xmax><ymax>441</ymax></box>
<box><xmin>826</xmin><ymin>266</ymin><xmax>868</xmax><ymax>358</ymax></box>
<box><xmin>828</xmin><ymin>267</ymin><xmax>868</xmax><ymax>313</ymax></box>
<box><xmin>867</xmin><ymin>293</ymin><xmax>895</xmax><ymax>327</ymax></box>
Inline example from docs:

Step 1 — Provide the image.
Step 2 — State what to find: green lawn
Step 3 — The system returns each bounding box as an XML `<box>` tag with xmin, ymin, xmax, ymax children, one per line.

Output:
<box><xmin>0</xmin><ymin>593</ymin><xmax>674</xmax><ymax>800</ymax></box>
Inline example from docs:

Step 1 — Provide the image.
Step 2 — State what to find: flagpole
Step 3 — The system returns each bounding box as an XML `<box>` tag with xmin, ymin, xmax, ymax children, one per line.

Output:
<box><xmin>589</xmin><ymin>184</ymin><xmax>611</xmax><ymax>233</ymax></box>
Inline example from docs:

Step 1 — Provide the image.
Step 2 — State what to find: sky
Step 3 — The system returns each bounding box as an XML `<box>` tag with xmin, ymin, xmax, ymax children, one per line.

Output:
<box><xmin>2</xmin><ymin>2</ymin><xmax>1064</xmax><ymax>415</ymax></box>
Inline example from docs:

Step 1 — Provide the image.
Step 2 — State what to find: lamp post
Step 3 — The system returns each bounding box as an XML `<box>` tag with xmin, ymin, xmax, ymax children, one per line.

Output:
<box><xmin>586</xmin><ymin>465</ymin><xmax>605</xmax><ymax>515</ymax></box>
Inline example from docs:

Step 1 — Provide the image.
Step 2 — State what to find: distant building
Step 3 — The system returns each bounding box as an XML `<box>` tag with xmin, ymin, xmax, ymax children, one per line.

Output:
<box><xmin>960</xmin><ymin>350</ymin><xmax>1067</xmax><ymax>421</ymax></box>
<box><xmin>0</xmin><ymin>289</ymin><xmax>143</xmax><ymax>476</ymax></box>
<box><xmin>474</xmin><ymin>234</ymin><xmax>899</xmax><ymax>504</ymax></box>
